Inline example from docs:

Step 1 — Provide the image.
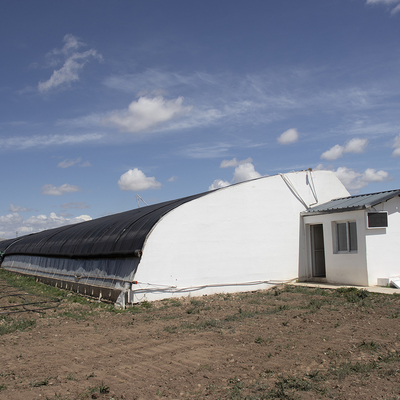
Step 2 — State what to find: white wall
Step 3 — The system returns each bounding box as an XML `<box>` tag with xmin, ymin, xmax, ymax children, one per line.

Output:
<box><xmin>133</xmin><ymin>170</ymin><xmax>349</xmax><ymax>301</ymax></box>
<box><xmin>302</xmin><ymin>211</ymin><xmax>369</xmax><ymax>286</ymax></box>
<box><xmin>366</xmin><ymin>197</ymin><xmax>400</xmax><ymax>285</ymax></box>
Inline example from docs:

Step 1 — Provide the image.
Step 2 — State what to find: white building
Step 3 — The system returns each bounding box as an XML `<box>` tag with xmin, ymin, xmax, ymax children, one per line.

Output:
<box><xmin>300</xmin><ymin>190</ymin><xmax>400</xmax><ymax>287</ymax></box>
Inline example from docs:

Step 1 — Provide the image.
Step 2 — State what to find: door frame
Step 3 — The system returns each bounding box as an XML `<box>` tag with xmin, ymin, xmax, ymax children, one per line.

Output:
<box><xmin>310</xmin><ymin>224</ymin><xmax>326</xmax><ymax>278</ymax></box>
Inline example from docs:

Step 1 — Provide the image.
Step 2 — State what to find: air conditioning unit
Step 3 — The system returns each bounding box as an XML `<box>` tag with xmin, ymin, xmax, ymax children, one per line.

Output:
<box><xmin>366</xmin><ymin>211</ymin><xmax>388</xmax><ymax>229</ymax></box>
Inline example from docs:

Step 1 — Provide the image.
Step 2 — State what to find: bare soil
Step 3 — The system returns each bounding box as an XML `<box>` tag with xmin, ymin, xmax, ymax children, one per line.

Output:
<box><xmin>1</xmin><ymin>273</ymin><xmax>400</xmax><ymax>400</ymax></box>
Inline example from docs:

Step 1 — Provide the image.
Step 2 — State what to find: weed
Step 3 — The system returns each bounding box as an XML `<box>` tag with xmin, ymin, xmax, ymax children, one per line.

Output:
<box><xmin>255</xmin><ymin>336</ymin><xmax>264</xmax><ymax>344</ymax></box>
<box><xmin>308</xmin><ymin>298</ymin><xmax>325</xmax><ymax>309</ymax></box>
<box><xmin>277</xmin><ymin>304</ymin><xmax>289</xmax><ymax>312</ymax></box>
<box><xmin>88</xmin><ymin>382</ymin><xmax>110</xmax><ymax>395</ymax></box>
<box><xmin>168</xmin><ymin>299</ymin><xmax>181</xmax><ymax>307</ymax></box>
<box><xmin>164</xmin><ymin>325</ymin><xmax>178</xmax><ymax>333</ymax></box>
<box><xmin>98</xmin><ymin>382</ymin><xmax>110</xmax><ymax>394</ymax></box>
<box><xmin>358</xmin><ymin>340</ymin><xmax>380</xmax><ymax>352</ymax></box>
<box><xmin>330</xmin><ymin>360</ymin><xmax>378</xmax><ymax>379</ymax></box>
<box><xmin>227</xmin><ymin>377</ymin><xmax>243</xmax><ymax>399</ymax></box>
<box><xmin>338</xmin><ymin>287</ymin><xmax>370</xmax><ymax>303</ymax></box>
<box><xmin>189</xmin><ymin>298</ymin><xmax>204</xmax><ymax>307</ymax></box>
<box><xmin>274</xmin><ymin>375</ymin><xmax>328</xmax><ymax>396</ymax></box>
<box><xmin>259</xmin><ymin>369</ymin><xmax>274</xmax><ymax>378</ymax></box>
<box><xmin>31</xmin><ymin>378</ymin><xmax>49</xmax><ymax>387</ymax></box>
<box><xmin>45</xmin><ymin>394</ymin><xmax>69</xmax><ymax>400</ymax></box>
<box><xmin>197</xmin><ymin>319</ymin><xmax>223</xmax><ymax>330</ymax></box>
<box><xmin>66</xmin><ymin>373</ymin><xmax>76</xmax><ymax>381</ymax></box>
<box><xmin>128</xmin><ymin>305</ymin><xmax>143</xmax><ymax>314</ymax></box>
<box><xmin>198</xmin><ymin>364</ymin><xmax>213</xmax><ymax>371</ymax></box>
<box><xmin>141</xmin><ymin>301</ymin><xmax>152</xmax><ymax>309</ymax></box>
<box><xmin>86</xmin><ymin>372</ymin><xmax>96</xmax><ymax>379</ymax></box>
<box><xmin>0</xmin><ymin>384</ymin><xmax>6</xmax><ymax>392</ymax></box>
<box><xmin>58</xmin><ymin>311</ymin><xmax>92</xmax><ymax>321</ymax></box>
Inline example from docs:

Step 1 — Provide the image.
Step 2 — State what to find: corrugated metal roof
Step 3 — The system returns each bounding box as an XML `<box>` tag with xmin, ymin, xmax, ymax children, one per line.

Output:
<box><xmin>303</xmin><ymin>189</ymin><xmax>400</xmax><ymax>215</ymax></box>
<box><xmin>0</xmin><ymin>191</ymin><xmax>212</xmax><ymax>259</ymax></box>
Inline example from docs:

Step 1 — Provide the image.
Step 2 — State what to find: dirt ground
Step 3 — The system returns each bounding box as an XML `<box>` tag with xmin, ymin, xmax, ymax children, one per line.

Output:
<box><xmin>1</xmin><ymin>273</ymin><xmax>400</xmax><ymax>400</ymax></box>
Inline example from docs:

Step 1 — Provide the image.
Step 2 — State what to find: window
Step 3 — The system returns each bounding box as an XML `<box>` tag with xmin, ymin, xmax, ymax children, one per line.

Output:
<box><xmin>336</xmin><ymin>221</ymin><xmax>357</xmax><ymax>252</ymax></box>
<box><xmin>367</xmin><ymin>212</ymin><xmax>388</xmax><ymax>229</ymax></box>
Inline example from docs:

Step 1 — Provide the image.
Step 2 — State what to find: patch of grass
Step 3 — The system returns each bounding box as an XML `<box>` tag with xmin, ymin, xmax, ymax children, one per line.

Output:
<box><xmin>330</xmin><ymin>360</ymin><xmax>378</xmax><ymax>380</ymax></box>
<box><xmin>198</xmin><ymin>364</ymin><xmax>213</xmax><ymax>371</ymax></box>
<box><xmin>163</xmin><ymin>325</ymin><xmax>178</xmax><ymax>333</ymax></box>
<box><xmin>140</xmin><ymin>300</ymin><xmax>152</xmax><ymax>309</ymax></box>
<box><xmin>0</xmin><ymin>316</ymin><xmax>36</xmax><ymax>335</ymax></box>
<box><xmin>189</xmin><ymin>298</ymin><xmax>204</xmax><ymax>307</ymax></box>
<box><xmin>337</xmin><ymin>287</ymin><xmax>370</xmax><ymax>303</ymax></box>
<box><xmin>0</xmin><ymin>384</ymin><xmax>6</xmax><ymax>392</ymax></box>
<box><xmin>66</xmin><ymin>373</ymin><xmax>76</xmax><ymax>381</ymax></box>
<box><xmin>275</xmin><ymin>375</ymin><xmax>328</xmax><ymax>396</ymax></box>
<box><xmin>86</xmin><ymin>372</ymin><xmax>95</xmax><ymax>379</ymax></box>
<box><xmin>0</xmin><ymin>270</ymin><xmax>57</xmax><ymax>296</ymax></box>
<box><xmin>358</xmin><ymin>340</ymin><xmax>380</xmax><ymax>352</ymax></box>
<box><xmin>95</xmin><ymin>382</ymin><xmax>110</xmax><ymax>394</ymax></box>
<box><xmin>168</xmin><ymin>299</ymin><xmax>182</xmax><ymax>307</ymax></box>
<box><xmin>30</xmin><ymin>378</ymin><xmax>49</xmax><ymax>387</ymax></box>
<box><xmin>127</xmin><ymin>305</ymin><xmax>144</xmax><ymax>314</ymax></box>
<box><xmin>44</xmin><ymin>394</ymin><xmax>69</xmax><ymax>400</ymax></box>
<box><xmin>227</xmin><ymin>377</ymin><xmax>244</xmax><ymax>399</ymax></box>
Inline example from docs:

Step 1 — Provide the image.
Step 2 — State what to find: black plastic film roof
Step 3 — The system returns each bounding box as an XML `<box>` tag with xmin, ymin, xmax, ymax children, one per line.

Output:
<box><xmin>0</xmin><ymin>191</ymin><xmax>211</xmax><ymax>259</ymax></box>
<box><xmin>303</xmin><ymin>189</ymin><xmax>400</xmax><ymax>215</ymax></box>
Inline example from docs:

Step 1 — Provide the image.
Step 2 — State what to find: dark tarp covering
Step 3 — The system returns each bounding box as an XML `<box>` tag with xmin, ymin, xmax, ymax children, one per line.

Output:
<box><xmin>0</xmin><ymin>191</ymin><xmax>211</xmax><ymax>259</ymax></box>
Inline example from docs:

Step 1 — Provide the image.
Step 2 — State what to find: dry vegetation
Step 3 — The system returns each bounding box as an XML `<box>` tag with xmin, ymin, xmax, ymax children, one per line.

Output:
<box><xmin>1</xmin><ymin>269</ymin><xmax>400</xmax><ymax>400</ymax></box>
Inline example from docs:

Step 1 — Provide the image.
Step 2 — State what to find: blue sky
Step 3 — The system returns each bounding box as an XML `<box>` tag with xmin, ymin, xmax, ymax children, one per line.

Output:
<box><xmin>1</xmin><ymin>0</ymin><xmax>400</xmax><ymax>238</ymax></box>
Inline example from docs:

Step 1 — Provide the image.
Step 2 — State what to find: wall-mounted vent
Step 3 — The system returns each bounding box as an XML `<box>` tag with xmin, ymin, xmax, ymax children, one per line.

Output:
<box><xmin>366</xmin><ymin>211</ymin><xmax>388</xmax><ymax>229</ymax></box>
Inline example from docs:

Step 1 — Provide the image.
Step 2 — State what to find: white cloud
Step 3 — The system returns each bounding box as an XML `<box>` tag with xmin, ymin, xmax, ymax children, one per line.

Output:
<box><xmin>321</xmin><ymin>138</ymin><xmax>368</xmax><ymax>160</ymax></box>
<box><xmin>58</xmin><ymin>157</ymin><xmax>82</xmax><ymax>168</ymax></box>
<box><xmin>209</xmin><ymin>161</ymin><xmax>263</xmax><ymax>190</ymax></box>
<box><xmin>365</xmin><ymin>0</ymin><xmax>400</xmax><ymax>14</ymax></box>
<box><xmin>0</xmin><ymin>212</ymin><xmax>91</xmax><ymax>239</ymax></box>
<box><xmin>182</xmin><ymin>143</ymin><xmax>232</xmax><ymax>159</ymax></box>
<box><xmin>57</xmin><ymin>157</ymin><xmax>91</xmax><ymax>168</ymax></box>
<box><xmin>391</xmin><ymin>3</ymin><xmax>400</xmax><ymax>13</ymax></box>
<box><xmin>392</xmin><ymin>134</ymin><xmax>400</xmax><ymax>156</ymax></box>
<box><xmin>38</xmin><ymin>34</ymin><xmax>102</xmax><ymax>92</ymax></box>
<box><xmin>277</xmin><ymin>128</ymin><xmax>299</xmax><ymax>145</ymax></box>
<box><xmin>344</xmin><ymin>138</ymin><xmax>369</xmax><ymax>153</ymax></box>
<box><xmin>208</xmin><ymin>179</ymin><xmax>230</xmax><ymax>190</ymax></box>
<box><xmin>0</xmin><ymin>133</ymin><xmax>104</xmax><ymax>151</ymax></box>
<box><xmin>167</xmin><ymin>176</ymin><xmax>177</xmax><ymax>182</ymax></box>
<box><xmin>118</xmin><ymin>168</ymin><xmax>161</xmax><ymax>191</ymax></box>
<box><xmin>232</xmin><ymin>163</ymin><xmax>262</xmax><ymax>183</ymax></box>
<box><xmin>41</xmin><ymin>183</ymin><xmax>81</xmax><ymax>196</ymax></box>
<box><xmin>102</xmin><ymin>96</ymin><xmax>192</xmax><ymax>133</ymax></box>
<box><xmin>60</xmin><ymin>202</ymin><xmax>90</xmax><ymax>209</ymax></box>
<box><xmin>321</xmin><ymin>144</ymin><xmax>344</xmax><ymax>161</ymax></box>
<box><xmin>9</xmin><ymin>204</ymin><xmax>33</xmax><ymax>212</ymax></box>
<box><xmin>334</xmin><ymin>166</ymin><xmax>390</xmax><ymax>192</ymax></box>
<box><xmin>220</xmin><ymin>157</ymin><xmax>253</xmax><ymax>168</ymax></box>
<box><xmin>366</xmin><ymin>0</ymin><xmax>399</xmax><ymax>4</ymax></box>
